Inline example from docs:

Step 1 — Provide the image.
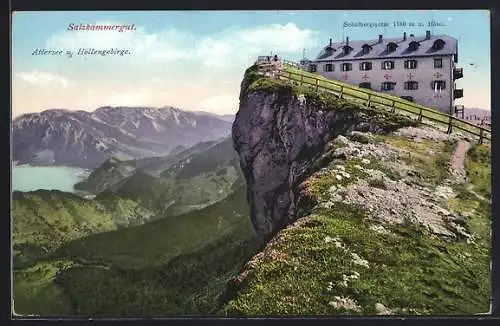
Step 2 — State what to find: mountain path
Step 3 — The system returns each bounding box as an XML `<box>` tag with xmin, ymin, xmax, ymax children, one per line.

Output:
<box><xmin>449</xmin><ymin>140</ymin><xmax>470</xmax><ymax>184</ymax></box>
<box><xmin>447</xmin><ymin>140</ymin><xmax>489</xmax><ymax>203</ymax></box>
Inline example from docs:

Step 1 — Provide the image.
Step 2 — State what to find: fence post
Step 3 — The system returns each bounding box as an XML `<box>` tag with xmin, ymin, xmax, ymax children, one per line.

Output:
<box><xmin>315</xmin><ymin>78</ymin><xmax>319</xmax><ymax>91</ymax></box>
<box><xmin>391</xmin><ymin>100</ymin><xmax>396</xmax><ymax>113</ymax></box>
<box><xmin>339</xmin><ymin>86</ymin><xmax>344</xmax><ymax>99</ymax></box>
<box><xmin>418</xmin><ymin>108</ymin><xmax>423</xmax><ymax>122</ymax></box>
<box><xmin>367</xmin><ymin>94</ymin><xmax>371</xmax><ymax>108</ymax></box>
<box><xmin>479</xmin><ymin>129</ymin><xmax>484</xmax><ymax>144</ymax></box>
<box><xmin>446</xmin><ymin>116</ymin><xmax>453</xmax><ymax>134</ymax></box>
<box><xmin>300</xmin><ymin>75</ymin><xmax>304</xmax><ymax>86</ymax></box>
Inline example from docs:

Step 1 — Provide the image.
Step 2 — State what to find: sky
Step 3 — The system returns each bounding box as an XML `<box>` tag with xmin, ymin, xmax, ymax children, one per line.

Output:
<box><xmin>11</xmin><ymin>10</ymin><xmax>491</xmax><ymax>117</ymax></box>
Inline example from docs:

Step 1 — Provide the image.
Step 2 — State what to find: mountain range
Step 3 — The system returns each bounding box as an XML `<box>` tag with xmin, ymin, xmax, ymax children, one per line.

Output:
<box><xmin>462</xmin><ymin>107</ymin><xmax>491</xmax><ymax>119</ymax></box>
<box><xmin>12</xmin><ymin>106</ymin><xmax>234</xmax><ymax>169</ymax></box>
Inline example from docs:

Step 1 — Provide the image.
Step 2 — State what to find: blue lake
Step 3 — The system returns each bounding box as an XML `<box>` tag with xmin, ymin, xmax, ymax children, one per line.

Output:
<box><xmin>12</xmin><ymin>165</ymin><xmax>90</xmax><ymax>193</ymax></box>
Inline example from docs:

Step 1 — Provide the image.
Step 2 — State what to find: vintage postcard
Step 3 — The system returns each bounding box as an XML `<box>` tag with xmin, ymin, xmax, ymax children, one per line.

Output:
<box><xmin>11</xmin><ymin>10</ymin><xmax>491</xmax><ymax>317</ymax></box>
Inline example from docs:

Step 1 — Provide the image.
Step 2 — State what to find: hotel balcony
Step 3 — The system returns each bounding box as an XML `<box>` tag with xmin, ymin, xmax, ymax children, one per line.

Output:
<box><xmin>453</xmin><ymin>67</ymin><xmax>463</xmax><ymax>80</ymax></box>
<box><xmin>454</xmin><ymin>89</ymin><xmax>464</xmax><ymax>99</ymax></box>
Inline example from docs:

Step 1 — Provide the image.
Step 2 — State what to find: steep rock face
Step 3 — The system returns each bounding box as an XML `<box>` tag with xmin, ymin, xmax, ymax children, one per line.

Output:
<box><xmin>232</xmin><ymin>87</ymin><xmax>404</xmax><ymax>242</ymax></box>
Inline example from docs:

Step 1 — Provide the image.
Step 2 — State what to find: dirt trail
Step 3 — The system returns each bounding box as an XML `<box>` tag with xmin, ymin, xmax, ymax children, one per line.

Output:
<box><xmin>442</xmin><ymin>140</ymin><xmax>491</xmax><ymax>205</ymax></box>
<box><xmin>449</xmin><ymin>140</ymin><xmax>470</xmax><ymax>183</ymax></box>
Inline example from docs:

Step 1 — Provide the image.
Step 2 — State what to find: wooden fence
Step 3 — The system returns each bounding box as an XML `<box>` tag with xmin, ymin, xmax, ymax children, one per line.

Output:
<box><xmin>277</xmin><ymin>62</ymin><xmax>491</xmax><ymax>144</ymax></box>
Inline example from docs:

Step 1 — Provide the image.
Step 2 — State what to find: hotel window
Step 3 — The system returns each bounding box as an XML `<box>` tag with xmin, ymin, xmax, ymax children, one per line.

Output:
<box><xmin>359</xmin><ymin>82</ymin><xmax>372</xmax><ymax>89</ymax></box>
<box><xmin>382</xmin><ymin>61</ymin><xmax>394</xmax><ymax>70</ymax></box>
<box><xmin>361</xmin><ymin>44</ymin><xmax>371</xmax><ymax>55</ymax></box>
<box><xmin>433</xmin><ymin>39</ymin><xmax>446</xmax><ymax>51</ymax></box>
<box><xmin>387</xmin><ymin>42</ymin><xmax>398</xmax><ymax>52</ymax></box>
<box><xmin>324</xmin><ymin>63</ymin><xmax>334</xmax><ymax>72</ymax></box>
<box><xmin>341</xmin><ymin>63</ymin><xmax>352</xmax><ymax>71</ymax></box>
<box><xmin>404</xmin><ymin>60</ymin><xmax>418</xmax><ymax>69</ymax></box>
<box><xmin>434</xmin><ymin>58</ymin><xmax>443</xmax><ymax>68</ymax></box>
<box><xmin>359</xmin><ymin>62</ymin><xmax>372</xmax><ymax>71</ymax></box>
<box><xmin>404</xmin><ymin>81</ymin><xmax>419</xmax><ymax>90</ymax></box>
<box><xmin>381</xmin><ymin>82</ymin><xmax>396</xmax><ymax>91</ymax></box>
<box><xmin>431</xmin><ymin>80</ymin><xmax>446</xmax><ymax>90</ymax></box>
<box><xmin>408</xmin><ymin>41</ymin><xmax>420</xmax><ymax>51</ymax></box>
<box><xmin>309</xmin><ymin>64</ymin><xmax>317</xmax><ymax>73</ymax></box>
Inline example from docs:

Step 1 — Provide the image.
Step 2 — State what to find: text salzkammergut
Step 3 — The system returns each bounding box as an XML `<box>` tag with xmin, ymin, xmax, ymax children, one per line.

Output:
<box><xmin>67</xmin><ymin>23</ymin><xmax>136</xmax><ymax>32</ymax></box>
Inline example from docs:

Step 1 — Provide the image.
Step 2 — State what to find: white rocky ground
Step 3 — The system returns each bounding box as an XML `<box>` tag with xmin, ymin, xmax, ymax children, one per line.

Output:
<box><xmin>316</xmin><ymin>126</ymin><xmax>473</xmax><ymax>241</ymax></box>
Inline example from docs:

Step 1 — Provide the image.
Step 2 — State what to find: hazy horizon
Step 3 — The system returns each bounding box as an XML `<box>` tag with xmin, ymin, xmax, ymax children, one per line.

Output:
<box><xmin>12</xmin><ymin>10</ymin><xmax>491</xmax><ymax>117</ymax></box>
<box><xmin>11</xmin><ymin>103</ymin><xmax>491</xmax><ymax>120</ymax></box>
<box><xmin>11</xmin><ymin>105</ymin><xmax>238</xmax><ymax>119</ymax></box>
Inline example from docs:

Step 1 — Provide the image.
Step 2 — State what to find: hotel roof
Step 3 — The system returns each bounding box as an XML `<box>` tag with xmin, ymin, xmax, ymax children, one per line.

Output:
<box><xmin>314</xmin><ymin>32</ymin><xmax>458</xmax><ymax>62</ymax></box>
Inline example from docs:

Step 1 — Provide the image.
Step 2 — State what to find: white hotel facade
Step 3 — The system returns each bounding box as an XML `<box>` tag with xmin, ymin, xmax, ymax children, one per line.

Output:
<box><xmin>299</xmin><ymin>31</ymin><xmax>463</xmax><ymax>114</ymax></box>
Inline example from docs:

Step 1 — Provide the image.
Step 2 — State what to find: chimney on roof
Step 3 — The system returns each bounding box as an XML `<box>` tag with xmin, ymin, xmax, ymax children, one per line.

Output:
<box><xmin>378</xmin><ymin>34</ymin><xmax>383</xmax><ymax>43</ymax></box>
<box><xmin>329</xmin><ymin>38</ymin><xmax>332</xmax><ymax>46</ymax></box>
<box><xmin>426</xmin><ymin>30</ymin><xmax>431</xmax><ymax>39</ymax></box>
<box><xmin>346</xmin><ymin>37</ymin><xmax>349</xmax><ymax>45</ymax></box>
<box><xmin>403</xmin><ymin>32</ymin><xmax>407</xmax><ymax>41</ymax></box>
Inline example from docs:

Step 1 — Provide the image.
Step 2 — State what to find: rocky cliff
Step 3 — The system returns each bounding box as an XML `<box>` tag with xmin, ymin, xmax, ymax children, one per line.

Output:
<box><xmin>232</xmin><ymin>66</ymin><xmax>418</xmax><ymax>242</ymax></box>
<box><xmin>224</xmin><ymin>65</ymin><xmax>491</xmax><ymax>315</ymax></box>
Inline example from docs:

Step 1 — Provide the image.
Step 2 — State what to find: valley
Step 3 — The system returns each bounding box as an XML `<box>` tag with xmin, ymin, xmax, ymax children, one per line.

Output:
<box><xmin>13</xmin><ymin>187</ymin><xmax>257</xmax><ymax>316</ymax></box>
<box><xmin>12</xmin><ymin>119</ymin><xmax>254</xmax><ymax>316</ymax></box>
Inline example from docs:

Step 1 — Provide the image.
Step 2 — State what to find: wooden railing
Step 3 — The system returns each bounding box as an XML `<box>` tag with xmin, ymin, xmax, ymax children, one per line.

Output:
<box><xmin>277</xmin><ymin>61</ymin><xmax>491</xmax><ymax>144</ymax></box>
<box><xmin>283</xmin><ymin>59</ymin><xmax>300</xmax><ymax>68</ymax></box>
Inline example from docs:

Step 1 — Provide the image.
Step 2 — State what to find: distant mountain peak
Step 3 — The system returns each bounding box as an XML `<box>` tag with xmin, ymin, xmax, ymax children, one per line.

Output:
<box><xmin>13</xmin><ymin>106</ymin><xmax>233</xmax><ymax>169</ymax></box>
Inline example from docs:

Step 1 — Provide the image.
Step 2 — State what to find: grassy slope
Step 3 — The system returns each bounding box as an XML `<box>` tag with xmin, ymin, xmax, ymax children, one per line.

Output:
<box><xmin>282</xmin><ymin>65</ymin><xmax>484</xmax><ymax>136</ymax></box>
<box><xmin>13</xmin><ymin>260</ymin><xmax>75</xmax><ymax>316</ymax></box>
<box><xmin>244</xmin><ymin>65</ymin><xmax>420</xmax><ymax>135</ymax></box>
<box><xmin>114</xmin><ymin>164</ymin><xmax>242</xmax><ymax>216</ymax></box>
<box><xmin>13</xmin><ymin>139</ymin><xmax>246</xmax><ymax>316</ymax></box>
<box><xmin>12</xmin><ymin>189</ymin><xmax>156</xmax><ymax>315</ymax></box>
<box><xmin>14</xmin><ymin>186</ymin><xmax>256</xmax><ymax>316</ymax></box>
<box><xmin>12</xmin><ymin>190</ymin><xmax>153</xmax><ymax>268</ymax></box>
<box><xmin>52</xmin><ymin>187</ymin><xmax>253</xmax><ymax>268</ymax></box>
<box><xmin>222</xmin><ymin>136</ymin><xmax>491</xmax><ymax>315</ymax></box>
<box><xmin>52</xmin><ymin>233</ymin><xmax>258</xmax><ymax>316</ymax></box>
<box><xmin>465</xmin><ymin>144</ymin><xmax>491</xmax><ymax>199</ymax></box>
<box><xmin>373</xmin><ymin>134</ymin><xmax>456</xmax><ymax>185</ymax></box>
<box><xmin>75</xmin><ymin>140</ymin><xmax>220</xmax><ymax>195</ymax></box>
<box><xmin>14</xmin><ymin>187</ymin><xmax>255</xmax><ymax>316</ymax></box>
<box><xmin>75</xmin><ymin>138</ymin><xmax>242</xmax><ymax>217</ymax></box>
<box><xmin>74</xmin><ymin>157</ymin><xmax>136</xmax><ymax>193</ymax></box>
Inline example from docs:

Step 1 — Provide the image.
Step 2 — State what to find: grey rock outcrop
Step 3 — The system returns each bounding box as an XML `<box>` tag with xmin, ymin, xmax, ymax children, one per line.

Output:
<box><xmin>232</xmin><ymin>86</ymin><xmax>414</xmax><ymax>242</ymax></box>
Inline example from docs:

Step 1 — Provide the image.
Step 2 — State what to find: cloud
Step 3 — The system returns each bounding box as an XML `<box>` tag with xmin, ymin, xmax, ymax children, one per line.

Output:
<box><xmin>46</xmin><ymin>21</ymin><xmax>319</xmax><ymax>69</ymax></box>
<box><xmin>196</xmin><ymin>23</ymin><xmax>319</xmax><ymax>68</ymax></box>
<box><xmin>16</xmin><ymin>71</ymin><xmax>73</xmax><ymax>87</ymax></box>
<box><xmin>15</xmin><ymin>21</ymin><xmax>320</xmax><ymax>115</ymax></box>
